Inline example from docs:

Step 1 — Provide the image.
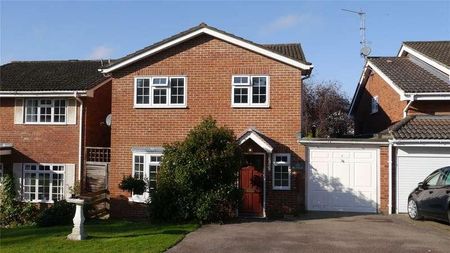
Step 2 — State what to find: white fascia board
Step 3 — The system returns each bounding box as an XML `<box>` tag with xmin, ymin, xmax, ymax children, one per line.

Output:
<box><xmin>398</xmin><ymin>45</ymin><xmax>450</xmax><ymax>75</ymax></box>
<box><xmin>298</xmin><ymin>139</ymin><xmax>388</xmax><ymax>145</ymax></box>
<box><xmin>0</xmin><ymin>91</ymin><xmax>88</xmax><ymax>97</ymax></box>
<box><xmin>391</xmin><ymin>139</ymin><xmax>450</xmax><ymax>147</ymax></box>
<box><xmin>405</xmin><ymin>93</ymin><xmax>450</xmax><ymax>101</ymax></box>
<box><xmin>239</xmin><ymin>132</ymin><xmax>273</xmax><ymax>153</ymax></box>
<box><xmin>349</xmin><ymin>63</ymin><xmax>370</xmax><ymax>115</ymax></box>
<box><xmin>100</xmin><ymin>27</ymin><xmax>313</xmax><ymax>74</ymax></box>
<box><xmin>366</xmin><ymin>62</ymin><xmax>408</xmax><ymax>100</ymax></box>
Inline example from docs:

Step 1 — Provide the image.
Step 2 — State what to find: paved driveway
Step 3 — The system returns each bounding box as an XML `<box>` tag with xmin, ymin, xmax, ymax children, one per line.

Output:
<box><xmin>168</xmin><ymin>213</ymin><xmax>450</xmax><ymax>253</ymax></box>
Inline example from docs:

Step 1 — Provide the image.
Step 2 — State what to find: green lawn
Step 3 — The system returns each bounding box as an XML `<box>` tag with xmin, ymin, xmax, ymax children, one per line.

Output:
<box><xmin>0</xmin><ymin>220</ymin><xmax>198</xmax><ymax>253</ymax></box>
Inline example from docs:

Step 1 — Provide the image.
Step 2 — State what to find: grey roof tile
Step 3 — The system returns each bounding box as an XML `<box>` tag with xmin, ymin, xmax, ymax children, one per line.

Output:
<box><xmin>0</xmin><ymin>60</ymin><xmax>108</xmax><ymax>91</ymax></box>
<box><xmin>369</xmin><ymin>57</ymin><xmax>450</xmax><ymax>93</ymax></box>
<box><xmin>390</xmin><ymin>116</ymin><xmax>450</xmax><ymax>139</ymax></box>
<box><xmin>404</xmin><ymin>41</ymin><xmax>450</xmax><ymax>67</ymax></box>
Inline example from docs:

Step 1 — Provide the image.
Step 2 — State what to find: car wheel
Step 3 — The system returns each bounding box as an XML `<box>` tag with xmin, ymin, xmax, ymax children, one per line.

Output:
<box><xmin>408</xmin><ymin>199</ymin><xmax>422</xmax><ymax>220</ymax></box>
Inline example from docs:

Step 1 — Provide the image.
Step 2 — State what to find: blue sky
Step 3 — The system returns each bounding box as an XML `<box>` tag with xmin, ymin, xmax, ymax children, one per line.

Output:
<box><xmin>1</xmin><ymin>1</ymin><xmax>449</xmax><ymax>96</ymax></box>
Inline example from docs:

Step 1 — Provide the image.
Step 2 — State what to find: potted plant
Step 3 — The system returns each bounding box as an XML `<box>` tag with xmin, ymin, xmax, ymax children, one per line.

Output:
<box><xmin>119</xmin><ymin>176</ymin><xmax>146</xmax><ymax>195</ymax></box>
<box><xmin>69</xmin><ymin>181</ymin><xmax>81</xmax><ymax>198</ymax></box>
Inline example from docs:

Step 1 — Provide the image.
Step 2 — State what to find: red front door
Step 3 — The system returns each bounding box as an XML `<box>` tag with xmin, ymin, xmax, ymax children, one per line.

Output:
<box><xmin>239</xmin><ymin>154</ymin><xmax>264</xmax><ymax>216</ymax></box>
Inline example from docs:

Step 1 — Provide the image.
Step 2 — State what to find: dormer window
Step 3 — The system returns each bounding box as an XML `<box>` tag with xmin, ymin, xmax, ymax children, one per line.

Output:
<box><xmin>371</xmin><ymin>96</ymin><xmax>379</xmax><ymax>114</ymax></box>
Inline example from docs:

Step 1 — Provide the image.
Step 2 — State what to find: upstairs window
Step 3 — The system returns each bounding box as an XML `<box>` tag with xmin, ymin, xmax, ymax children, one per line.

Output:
<box><xmin>135</xmin><ymin>77</ymin><xmax>186</xmax><ymax>108</ymax></box>
<box><xmin>273</xmin><ymin>153</ymin><xmax>291</xmax><ymax>190</ymax></box>
<box><xmin>371</xmin><ymin>96</ymin><xmax>379</xmax><ymax>114</ymax></box>
<box><xmin>25</xmin><ymin>99</ymin><xmax>66</xmax><ymax>124</ymax></box>
<box><xmin>232</xmin><ymin>75</ymin><xmax>269</xmax><ymax>107</ymax></box>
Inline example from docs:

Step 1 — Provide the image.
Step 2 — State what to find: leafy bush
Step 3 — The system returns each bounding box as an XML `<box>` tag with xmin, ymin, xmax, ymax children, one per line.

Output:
<box><xmin>149</xmin><ymin>117</ymin><xmax>243</xmax><ymax>223</ymax></box>
<box><xmin>119</xmin><ymin>176</ymin><xmax>146</xmax><ymax>195</ymax></box>
<box><xmin>36</xmin><ymin>200</ymin><xmax>75</xmax><ymax>227</ymax></box>
<box><xmin>0</xmin><ymin>174</ymin><xmax>38</xmax><ymax>227</ymax></box>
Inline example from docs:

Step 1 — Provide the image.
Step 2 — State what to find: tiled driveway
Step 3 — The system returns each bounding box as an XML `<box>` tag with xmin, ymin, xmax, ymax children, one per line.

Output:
<box><xmin>168</xmin><ymin>213</ymin><xmax>450</xmax><ymax>253</ymax></box>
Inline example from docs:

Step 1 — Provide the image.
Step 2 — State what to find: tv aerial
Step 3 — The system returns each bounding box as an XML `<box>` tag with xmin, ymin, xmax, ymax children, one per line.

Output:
<box><xmin>342</xmin><ymin>9</ymin><xmax>371</xmax><ymax>58</ymax></box>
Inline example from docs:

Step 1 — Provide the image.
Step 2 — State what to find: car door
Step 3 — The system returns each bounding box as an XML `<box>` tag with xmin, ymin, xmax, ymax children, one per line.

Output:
<box><xmin>431</xmin><ymin>168</ymin><xmax>450</xmax><ymax>221</ymax></box>
<box><xmin>418</xmin><ymin>172</ymin><xmax>442</xmax><ymax>216</ymax></box>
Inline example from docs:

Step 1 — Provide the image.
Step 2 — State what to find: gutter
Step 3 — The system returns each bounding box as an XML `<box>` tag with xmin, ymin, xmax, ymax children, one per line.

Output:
<box><xmin>0</xmin><ymin>91</ymin><xmax>88</xmax><ymax>97</ymax></box>
<box><xmin>73</xmin><ymin>92</ymin><xmax>84</xmax><ymax>183</ymax></box>
<box><xmin>299</xmin><ymin>139</ymin><xmax>388</xmax><ymax>145</ymax></box>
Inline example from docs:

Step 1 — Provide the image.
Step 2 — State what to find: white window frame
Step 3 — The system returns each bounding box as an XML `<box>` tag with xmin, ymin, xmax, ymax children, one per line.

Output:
<box><xmin>371</xmin><ymin>96</ymin><xmax>379</xmax><ymax>114</ymax></box>
<box><xmin>131</xmin><ymin>152</ymin><xmax>163</xmax><ymax>203</ymax></box>
<box><xmin>24</xmin><ymin>98</ymin><xmax>67</xmax><ymax>124</ymax></box>
<box><xmin>22</xmin><ymin>163</ymin><xmax>65</xmax><ymax>203</ymax></box>
<box><xmin>272</xmin><ymin>153</ymin><xmax>291</xmax><ymax>190</ymax></box>
<box><xmin>134</xmin><ymin>76</ymin><xmax>187</xmax><ymax>109</ymax></box>
<box><xmin>231</xmin><ymin>75</ymin><xmax>270</xmax><ymax>108</ymax></box>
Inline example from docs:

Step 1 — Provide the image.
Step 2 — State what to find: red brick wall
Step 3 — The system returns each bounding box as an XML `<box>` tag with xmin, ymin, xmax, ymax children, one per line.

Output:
<box><xmin>84</xmin><ymin>81</ymin><xmax>112</xmax><ymax>147</ymax></box>
<box><xmin>408</xmin><ymin>101</ymin><xmax>450</xmax><ymax>115</ymax></box>
<box><xmin>109</xmin><ymin>34</ymin><xmax>305</xmax><ymax>217</ymax></box>
<box><xmin>0</xmin><ymin>97</ymin><xmax>80</xmax><ymax>178</ymax></box>
<box><xmin>354</xmin><ymin>72</ymin><xmax>407</xmax><ymax>135</ymax></box>
<box><xmin>379</xmin><ymin>146</ymin><xmax>389</xmax><ymax>214</ymax></box>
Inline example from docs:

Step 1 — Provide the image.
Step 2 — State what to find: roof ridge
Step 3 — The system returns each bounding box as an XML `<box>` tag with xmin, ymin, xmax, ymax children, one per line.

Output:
<box><xmin>389</xmin><ymin>115</ymin><xmax>415</xmax><ymax>133</ymax></box>
<box><xmin>404</xmin><ymin>40</ymin><xmax>450</xmax><ymax>43</ymax></box>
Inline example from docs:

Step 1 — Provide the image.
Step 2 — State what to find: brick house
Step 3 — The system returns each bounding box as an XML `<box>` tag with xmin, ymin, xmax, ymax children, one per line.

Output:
<box><xmin>0</xmin><ymin>60</ymin><xmax>112</xmax><ymax>203</ymax></box>
<box><xmin>97</xmin><ymin>23</ymin><xmax>314</xmax><ymax>218</ymax></box>
<box><xmin>299</xmin><ymin>41</ymin><xmax>449</xmax><ymax>215</ymax></box>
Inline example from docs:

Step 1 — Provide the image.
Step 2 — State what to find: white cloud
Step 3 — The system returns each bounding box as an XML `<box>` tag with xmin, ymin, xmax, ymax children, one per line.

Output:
<box><xmin>89</xmin><ymin>46</ymin><xmax>113</xmax><ymax>59</ymax></box>
<box><xmin>261</xmin><ymin>14</ymin><xmax>316</xmax><ymax>35</ymax></box>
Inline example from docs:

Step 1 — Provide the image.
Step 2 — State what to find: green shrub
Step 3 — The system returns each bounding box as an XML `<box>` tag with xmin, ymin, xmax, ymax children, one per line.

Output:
<box><xmin>36</xmin><ymin>200</ymin><xmax>75</xmax><ymax>227</ymax></box>
<box><xmin>149</xmin><ymin>116</ymin><xmax>243</xmax><ymax>223</ymax></box>
<box><xmin>0</xmin><ymin>174</ymin><xmax>38</xmax><ymax>227</ymax></box>
<box><xmin>119</xmin><ymin>176</ymin><xmax>146</xmax><ymax>195</ymax></box>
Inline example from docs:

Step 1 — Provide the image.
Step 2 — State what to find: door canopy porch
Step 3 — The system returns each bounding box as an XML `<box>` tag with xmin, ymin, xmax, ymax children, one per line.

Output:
<box><xmin>237</xmin><ymin>128</ymin><xmax>273</xmax><ymax>154</ymax></box>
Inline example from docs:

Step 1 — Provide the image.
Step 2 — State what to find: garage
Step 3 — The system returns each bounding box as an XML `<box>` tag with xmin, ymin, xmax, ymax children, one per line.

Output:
<box><xmin>306</xmin><ymin>146</ymin><xmax>379</xmax><ymax>213</ymax></box>
<box><xmin>396</xmin><ymin>146</ymin><xmax>450</xmax><ymax>213</ymax></box>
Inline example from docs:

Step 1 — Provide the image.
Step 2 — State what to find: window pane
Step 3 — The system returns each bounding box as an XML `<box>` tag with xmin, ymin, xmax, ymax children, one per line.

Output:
<box><xmin>134</xmin><ymin>155</ymin><xmax>144</xmax><ymax>179</ymax></box>
<box><xmin>427</xmin><ymin>173</ymin><xmax>440</xmax><ymax>186</ymax></box>
<box><xmin>153</xmin><ymin>88</ymin><xmax>167</xmax><ymax>104</ymax></box>
<box><xmin>136</xmin><ymin>79</ymin><xmax>150</xmax><ymax>105</ymax></box>
<box><xmin>25</xmin><ymin>99</ymin><xmax>38</xmax><ymax>122</ymax></box>
<box><xmin>170</xmin><ymin>78</ymin><xmax>184</xmax><ymax>104</ymax></box>
<box><xmin>234</xmin><ymin>88</ymin><xmax>248</xmax><ymax>104</ymax></box>
<box><xmin>52</xmin><ymin>173</ymin><xmax>64</xmax><ymax>201</ymax></box>
<box><xmin>252</xmin><ymin>77</ymin><xmax>267</xmax><ymax>104</ymax></box>
<box><xmin>53</xmin><ymin>99</ymin><xmax>66</xmax><ymax>122</ymax></box>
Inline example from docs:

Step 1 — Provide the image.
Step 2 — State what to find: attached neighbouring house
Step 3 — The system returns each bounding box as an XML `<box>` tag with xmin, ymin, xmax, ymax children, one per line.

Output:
<box><xmin>98</xmin><ymin>23</ymin><xmax>313</xmax><ymax>218</ymax></box>
<box><xmin>300</xmin><ymin>41</ymin><xmax>450</xmax><ymax>214</ymax></box>
<box><xmin>0</xmin><ymin>61</ymin><xmax>112</xmax><ymax>206</ymax></box>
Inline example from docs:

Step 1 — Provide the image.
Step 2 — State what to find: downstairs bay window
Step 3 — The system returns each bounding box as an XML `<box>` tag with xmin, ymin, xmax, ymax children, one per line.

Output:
<box><xmin>23</xmin><ymin>164</ymin><xmax>65</xmax><ymax>202</ymax></box>
<box><xmin>272</xmin><ymin>153</ymin><xmax>291</xmax><ymax>190</ymax></box>
<box><xmin>131</xmin><ymin>153</ymin><xmax>162</xmax><ymax>202</ymax></box>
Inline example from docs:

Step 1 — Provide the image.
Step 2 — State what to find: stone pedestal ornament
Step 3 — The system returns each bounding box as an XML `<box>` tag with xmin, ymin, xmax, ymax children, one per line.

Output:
<box><xmin>66</xmin><ymin>198</ymin><xmax>87</xmax><ymax>240</ymax></box>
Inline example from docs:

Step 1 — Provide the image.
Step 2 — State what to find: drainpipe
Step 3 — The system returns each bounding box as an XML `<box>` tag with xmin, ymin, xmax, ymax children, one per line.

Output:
<box><xmin>74</xmin><ymin>92</ymin><xmax>83</xmax><ymax>183</ymax></box>
<box><xmin>403</xmin><ymin>95</ymin><xmax>415</xmax><ymax>118</ymax></box>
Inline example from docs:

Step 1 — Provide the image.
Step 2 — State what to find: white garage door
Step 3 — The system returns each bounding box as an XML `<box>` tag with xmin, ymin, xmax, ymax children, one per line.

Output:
<box><xmin>307</xmin><ymin>148</ymin><xmax>378</xmax><ymax>213</ymax></box>
<box><xmin>397</xmin><ymin>147</ymin><xmax>450</xmax><ymax>213</ymax></box>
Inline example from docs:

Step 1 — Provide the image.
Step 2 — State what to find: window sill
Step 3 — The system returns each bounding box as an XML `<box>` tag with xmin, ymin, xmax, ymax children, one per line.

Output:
<box><xmin>22</xmin><ymin>199</ymin><xmax>56</xmax><ymax>204</ymax></box>
<box><xmin>23</xmin><ymin>122</ymin><xmax>68</xmax><ymax>125</ymax></box>
<box><xmin>272</xmin><ymin>187</ymin><xmax>291</xmax><ymax>191</ymax></box>
<box><xmin>134</xmin><ymin>105</ymin><xmax>188</xmax><ymax>109</ymax></box>
<box><xmin>232</xmin><ymin>105</ymin><xmax>270</xmax><ymax>109</ymax></box>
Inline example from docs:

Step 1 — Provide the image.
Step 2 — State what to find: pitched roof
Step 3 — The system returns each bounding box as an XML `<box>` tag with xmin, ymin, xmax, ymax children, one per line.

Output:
<box><xmin>403</xmin><ymin>41</ymin><xmax>450</xmax><ymax>67</ymax></box>
<box><xmin>0</xmin><ymin>60</ymin><xmax>108</xmax><ymax>91</ymax></box>
<box><xmin>101</xmin><ymin>23</ymin><xmax>312</xmax><ymax>73</ymax></box>
<box><xmin>368</xmin><ymin>57</ymin><xmax>450</xmax><ymax>93</ymax></box>
<box><xmin>389</xmin><ymin>115</ymin><xmax>450</xmax><ymax>139</ymax></box>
